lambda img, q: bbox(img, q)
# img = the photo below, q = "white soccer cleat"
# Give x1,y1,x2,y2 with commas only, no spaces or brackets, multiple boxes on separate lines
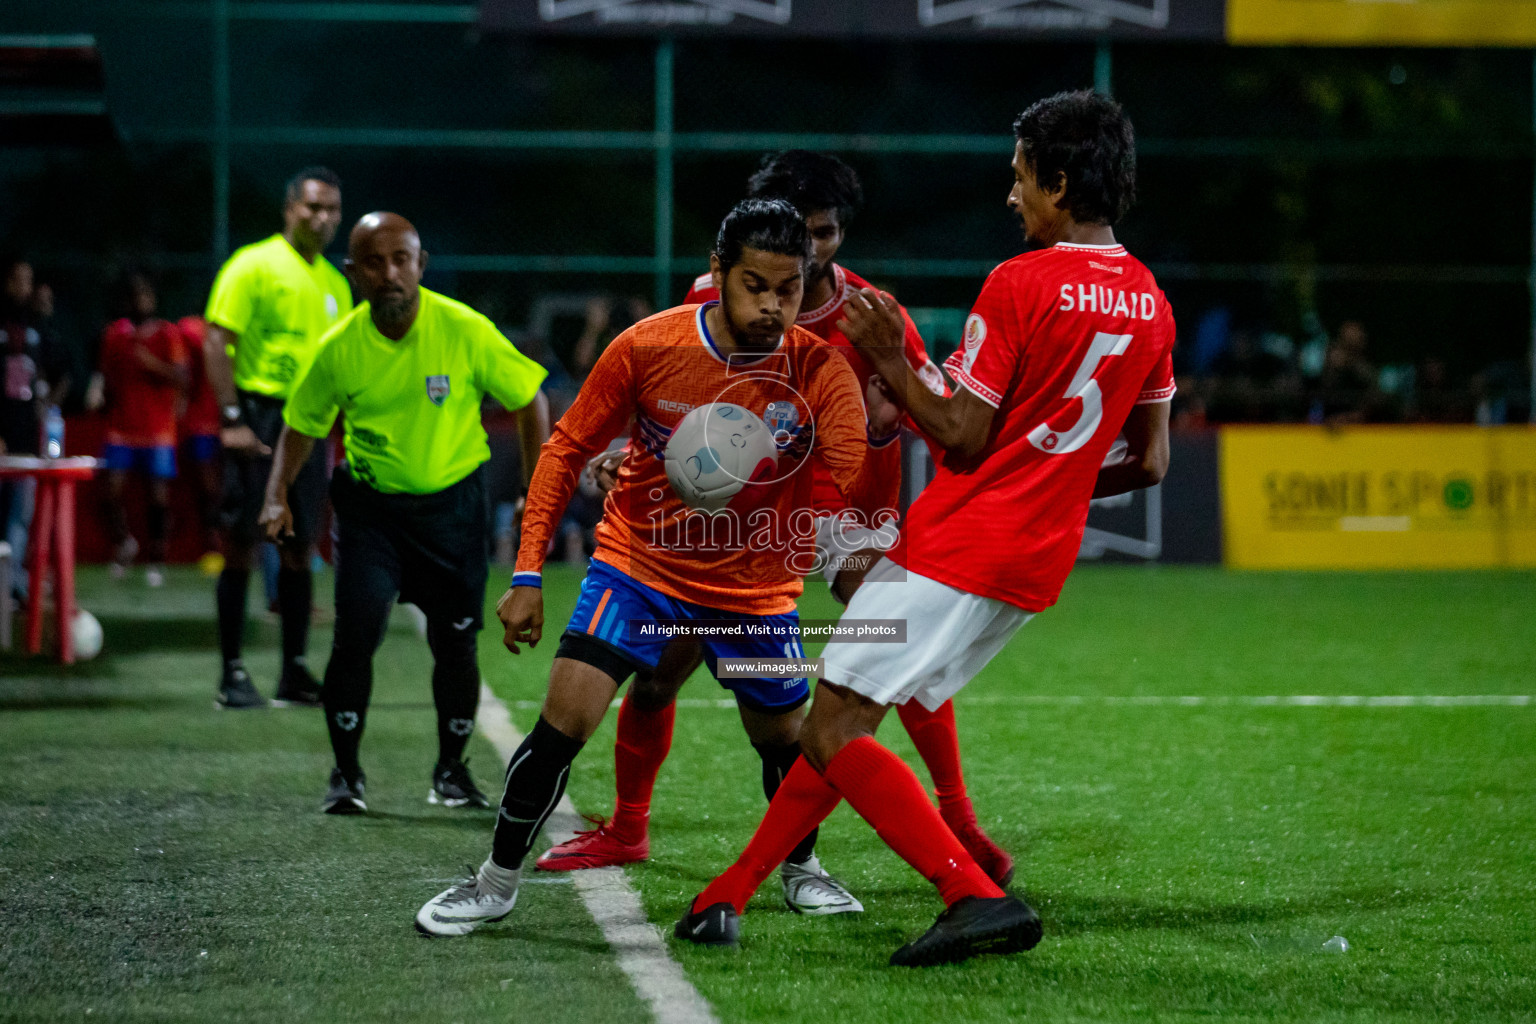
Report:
781,855,864,915
414,865,520,937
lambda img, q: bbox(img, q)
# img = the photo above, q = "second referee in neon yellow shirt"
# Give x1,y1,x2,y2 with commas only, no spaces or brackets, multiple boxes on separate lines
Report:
261,212,550,814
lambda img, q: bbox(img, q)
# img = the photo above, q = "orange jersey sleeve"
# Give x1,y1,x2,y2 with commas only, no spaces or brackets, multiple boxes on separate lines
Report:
514,331,637,580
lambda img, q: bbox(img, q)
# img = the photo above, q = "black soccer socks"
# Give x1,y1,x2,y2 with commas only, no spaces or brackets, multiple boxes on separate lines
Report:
427,618,480,765
216,568,250,665
277,567,313,669
753,739,819,866
491,717,586,870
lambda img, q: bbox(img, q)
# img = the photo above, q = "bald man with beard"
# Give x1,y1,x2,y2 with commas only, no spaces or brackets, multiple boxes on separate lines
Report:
262,212,551,814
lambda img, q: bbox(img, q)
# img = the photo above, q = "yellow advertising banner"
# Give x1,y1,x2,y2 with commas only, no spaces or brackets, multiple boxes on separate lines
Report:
1220,426,1536,569
1228,0,1536,47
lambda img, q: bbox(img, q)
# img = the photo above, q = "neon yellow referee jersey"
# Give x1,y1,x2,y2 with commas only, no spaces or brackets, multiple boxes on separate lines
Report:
284,287,547,495
205,234,353,398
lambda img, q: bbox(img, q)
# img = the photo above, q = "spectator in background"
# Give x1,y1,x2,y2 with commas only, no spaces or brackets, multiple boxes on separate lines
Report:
1312,319,1382,425
571,295,651,379
1409,357,1474,424
1206,327,1303,423
1,256,68,605
175,314,225,571
98,271,189,587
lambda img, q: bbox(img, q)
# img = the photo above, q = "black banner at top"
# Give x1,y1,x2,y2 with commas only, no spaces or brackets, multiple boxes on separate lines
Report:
479,0,1226,40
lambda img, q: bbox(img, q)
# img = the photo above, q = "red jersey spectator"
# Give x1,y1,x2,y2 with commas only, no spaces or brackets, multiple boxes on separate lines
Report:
98,272,189,584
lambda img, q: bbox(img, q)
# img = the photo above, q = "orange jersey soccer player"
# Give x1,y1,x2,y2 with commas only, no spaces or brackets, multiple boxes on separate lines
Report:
541,152,1017,901
678,92,1176,967
415,198,896,937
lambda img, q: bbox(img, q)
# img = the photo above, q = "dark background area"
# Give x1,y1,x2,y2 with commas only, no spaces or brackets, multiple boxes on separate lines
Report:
2,2,1533,391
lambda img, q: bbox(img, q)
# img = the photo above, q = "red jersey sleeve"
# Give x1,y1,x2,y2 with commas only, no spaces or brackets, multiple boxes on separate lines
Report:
1136,305,1177,404
942,267,1029,410
805,348,888,514
682,272,718,305
514,330,638,580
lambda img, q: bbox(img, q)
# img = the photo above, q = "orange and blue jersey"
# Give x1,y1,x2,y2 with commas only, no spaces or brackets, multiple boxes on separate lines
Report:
514,303,885,616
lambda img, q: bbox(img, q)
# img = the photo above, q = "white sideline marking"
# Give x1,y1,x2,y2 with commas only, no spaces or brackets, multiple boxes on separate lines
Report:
507,694,1533,711
477,684,719,1024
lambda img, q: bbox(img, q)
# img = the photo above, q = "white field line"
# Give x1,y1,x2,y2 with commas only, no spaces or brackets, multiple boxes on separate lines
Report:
476,683,719,1024
506,694,1534,711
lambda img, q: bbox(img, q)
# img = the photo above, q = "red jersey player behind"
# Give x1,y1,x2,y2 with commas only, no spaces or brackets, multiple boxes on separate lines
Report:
678,91,1176,966
414,199,897,937
176,314,226,570
540,152,1017,901
98,271,190,586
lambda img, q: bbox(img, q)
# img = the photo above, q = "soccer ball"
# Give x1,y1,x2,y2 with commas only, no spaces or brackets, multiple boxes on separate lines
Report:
663,403,778,513
72,608,103,661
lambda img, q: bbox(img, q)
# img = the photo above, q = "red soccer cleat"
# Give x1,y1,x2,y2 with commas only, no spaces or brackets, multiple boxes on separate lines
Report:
534,818,650,871
941,802,1016,889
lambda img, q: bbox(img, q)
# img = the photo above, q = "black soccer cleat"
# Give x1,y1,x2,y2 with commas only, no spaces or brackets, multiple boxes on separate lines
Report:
889,894,1043,967
273,661,324,708
429,759,491,809
322,767,368,815
216,661,268,710
673,901,740,947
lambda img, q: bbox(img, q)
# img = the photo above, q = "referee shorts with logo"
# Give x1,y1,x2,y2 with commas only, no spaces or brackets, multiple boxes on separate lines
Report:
221,390,329,549
329,463,489,633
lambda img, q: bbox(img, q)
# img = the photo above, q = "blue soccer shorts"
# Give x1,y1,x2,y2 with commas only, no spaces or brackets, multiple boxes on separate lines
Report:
563,559,809,713
103,443,177,479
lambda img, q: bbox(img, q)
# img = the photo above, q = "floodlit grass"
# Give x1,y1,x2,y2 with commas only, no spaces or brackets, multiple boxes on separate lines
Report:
5,564,1535,1023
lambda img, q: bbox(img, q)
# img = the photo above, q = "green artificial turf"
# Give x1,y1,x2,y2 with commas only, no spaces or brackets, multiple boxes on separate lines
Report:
4,564,1534,1023
0,568,646,1024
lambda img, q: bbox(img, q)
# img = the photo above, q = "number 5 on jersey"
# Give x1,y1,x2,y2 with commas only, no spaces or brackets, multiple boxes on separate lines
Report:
1028,331,1133,455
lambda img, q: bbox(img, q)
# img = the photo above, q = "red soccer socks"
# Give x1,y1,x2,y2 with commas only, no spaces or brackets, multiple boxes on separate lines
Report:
823,737,1003,908
692,756,842,913
608,693,675,845
899,699,1015,887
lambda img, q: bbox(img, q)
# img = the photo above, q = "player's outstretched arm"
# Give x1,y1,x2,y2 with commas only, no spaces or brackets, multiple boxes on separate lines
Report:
1093,401,1170,498
839,288,996,460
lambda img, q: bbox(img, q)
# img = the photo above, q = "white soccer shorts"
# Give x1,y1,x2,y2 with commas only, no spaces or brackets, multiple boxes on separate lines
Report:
819,556,1033,712
814,513,899,588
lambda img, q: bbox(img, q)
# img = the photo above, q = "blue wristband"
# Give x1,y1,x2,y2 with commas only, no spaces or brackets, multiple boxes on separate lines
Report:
511,571,542,589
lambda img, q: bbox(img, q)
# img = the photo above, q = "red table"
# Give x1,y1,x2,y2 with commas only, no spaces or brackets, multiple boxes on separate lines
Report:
0,456,100,663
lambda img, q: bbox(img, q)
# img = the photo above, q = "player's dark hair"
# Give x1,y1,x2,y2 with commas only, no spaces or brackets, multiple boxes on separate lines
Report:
111,266,156,317
284,165,342,204
1012,91,1136,226
747,150,863,227
713,199,812,275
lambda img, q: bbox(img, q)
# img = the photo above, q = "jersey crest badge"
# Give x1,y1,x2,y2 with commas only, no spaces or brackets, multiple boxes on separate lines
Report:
426,375,450,406
762,400,799,441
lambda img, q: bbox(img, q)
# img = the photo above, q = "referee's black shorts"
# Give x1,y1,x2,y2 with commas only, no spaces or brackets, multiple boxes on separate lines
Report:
330,462,490,631
221,390,329,550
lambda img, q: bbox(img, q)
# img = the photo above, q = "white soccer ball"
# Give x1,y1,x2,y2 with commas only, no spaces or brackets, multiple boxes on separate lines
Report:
72,608,103,661
663,403,778,513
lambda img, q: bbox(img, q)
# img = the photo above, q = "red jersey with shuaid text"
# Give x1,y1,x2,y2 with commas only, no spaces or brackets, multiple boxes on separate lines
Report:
890,242,1176,612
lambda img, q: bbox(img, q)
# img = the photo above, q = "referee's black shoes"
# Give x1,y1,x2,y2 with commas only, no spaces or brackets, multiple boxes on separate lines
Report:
215,661,267,710
429,759,492,809
323,768,367,815
889,894,1043,967
273,661,324,708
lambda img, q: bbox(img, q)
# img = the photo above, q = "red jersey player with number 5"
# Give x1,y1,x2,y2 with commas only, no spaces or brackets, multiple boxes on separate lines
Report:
678,91,1176,966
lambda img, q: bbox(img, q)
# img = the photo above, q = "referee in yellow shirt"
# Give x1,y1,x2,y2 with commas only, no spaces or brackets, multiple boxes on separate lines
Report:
261,212,549,814
204,166,353,709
